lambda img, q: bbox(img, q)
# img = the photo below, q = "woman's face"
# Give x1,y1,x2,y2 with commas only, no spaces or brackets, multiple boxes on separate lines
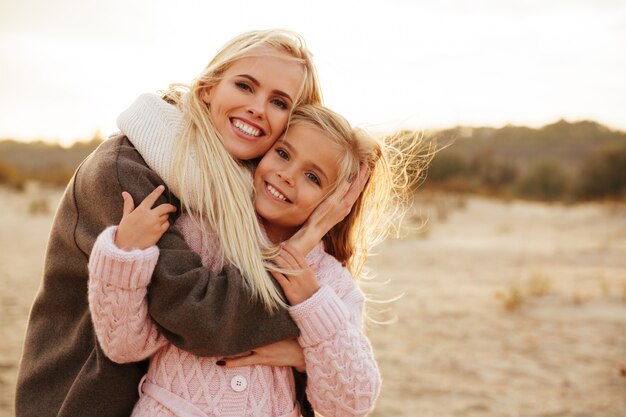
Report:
253,123,343,242
202,50,305,160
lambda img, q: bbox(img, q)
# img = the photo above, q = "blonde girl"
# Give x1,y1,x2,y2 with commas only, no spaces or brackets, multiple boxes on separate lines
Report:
88,104,427,416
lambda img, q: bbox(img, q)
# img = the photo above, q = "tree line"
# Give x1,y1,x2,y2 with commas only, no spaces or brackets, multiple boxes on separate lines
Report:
1,120,625,202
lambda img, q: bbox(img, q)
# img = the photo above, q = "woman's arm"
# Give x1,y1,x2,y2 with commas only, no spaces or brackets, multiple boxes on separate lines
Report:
75,135,299,358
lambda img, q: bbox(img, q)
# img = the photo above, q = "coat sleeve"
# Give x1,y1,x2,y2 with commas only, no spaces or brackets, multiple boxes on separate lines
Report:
74,135,299,358
88,226,168,363
288,261,382,417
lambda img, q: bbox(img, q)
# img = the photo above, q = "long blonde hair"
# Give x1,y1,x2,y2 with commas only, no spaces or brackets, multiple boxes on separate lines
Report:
287,105,434,278
166,30,322,312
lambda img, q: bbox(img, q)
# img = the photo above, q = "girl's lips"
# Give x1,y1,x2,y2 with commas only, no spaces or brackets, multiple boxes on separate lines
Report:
230,117,265,140
265,182,291,203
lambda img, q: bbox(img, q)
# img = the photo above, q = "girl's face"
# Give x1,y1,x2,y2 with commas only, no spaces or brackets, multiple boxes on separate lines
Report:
253,124,343,242
202,50,305,160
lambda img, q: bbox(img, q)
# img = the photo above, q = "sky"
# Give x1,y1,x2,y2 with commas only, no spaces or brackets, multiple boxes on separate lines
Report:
1,0,625,146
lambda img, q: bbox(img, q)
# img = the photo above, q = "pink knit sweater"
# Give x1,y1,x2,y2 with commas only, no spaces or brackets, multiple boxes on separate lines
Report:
88,214,381,417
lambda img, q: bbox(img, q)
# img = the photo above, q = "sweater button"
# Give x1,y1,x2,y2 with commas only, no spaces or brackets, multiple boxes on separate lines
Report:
230,375,248,392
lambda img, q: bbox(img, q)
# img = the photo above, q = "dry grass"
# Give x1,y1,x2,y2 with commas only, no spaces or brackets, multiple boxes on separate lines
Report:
2,189,626,417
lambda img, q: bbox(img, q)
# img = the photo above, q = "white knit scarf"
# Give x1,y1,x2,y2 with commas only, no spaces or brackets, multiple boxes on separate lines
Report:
116,93,192,202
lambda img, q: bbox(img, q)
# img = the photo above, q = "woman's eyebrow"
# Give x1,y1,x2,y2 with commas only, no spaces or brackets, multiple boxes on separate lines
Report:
236,74,293,103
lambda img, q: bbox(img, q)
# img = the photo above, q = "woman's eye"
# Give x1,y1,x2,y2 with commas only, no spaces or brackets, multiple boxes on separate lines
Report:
306,172,320,185
235,81,252,92
276,149,289,160
271,98,288,110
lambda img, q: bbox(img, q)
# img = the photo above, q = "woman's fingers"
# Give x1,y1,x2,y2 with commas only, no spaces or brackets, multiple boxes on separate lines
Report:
218,352,256,368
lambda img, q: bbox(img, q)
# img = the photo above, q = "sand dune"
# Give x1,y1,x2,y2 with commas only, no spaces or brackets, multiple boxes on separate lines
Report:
1,187,625,416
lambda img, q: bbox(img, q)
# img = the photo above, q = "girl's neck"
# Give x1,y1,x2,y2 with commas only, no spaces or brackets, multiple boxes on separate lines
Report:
261,219,298,244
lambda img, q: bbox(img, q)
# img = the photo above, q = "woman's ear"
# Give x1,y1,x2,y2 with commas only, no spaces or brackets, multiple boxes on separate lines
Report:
200,85,212,105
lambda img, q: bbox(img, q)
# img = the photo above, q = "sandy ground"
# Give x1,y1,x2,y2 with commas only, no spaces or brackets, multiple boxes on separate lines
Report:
1,187,625,417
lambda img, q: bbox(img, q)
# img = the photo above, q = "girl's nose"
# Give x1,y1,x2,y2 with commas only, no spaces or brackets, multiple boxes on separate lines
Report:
276,169,294,186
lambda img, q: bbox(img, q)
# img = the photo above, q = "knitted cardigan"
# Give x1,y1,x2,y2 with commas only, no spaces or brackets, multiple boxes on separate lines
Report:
88,220,381,416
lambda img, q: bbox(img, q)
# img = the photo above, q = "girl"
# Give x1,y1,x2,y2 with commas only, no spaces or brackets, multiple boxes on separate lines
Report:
88,105,422,416
16,29,352,417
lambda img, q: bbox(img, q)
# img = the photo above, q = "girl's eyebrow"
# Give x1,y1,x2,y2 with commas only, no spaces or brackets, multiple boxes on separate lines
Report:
236,74,293,103
282,140,329,182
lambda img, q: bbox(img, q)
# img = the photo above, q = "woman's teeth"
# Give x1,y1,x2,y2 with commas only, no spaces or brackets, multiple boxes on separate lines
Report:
267,183,287,201
233,119,261,137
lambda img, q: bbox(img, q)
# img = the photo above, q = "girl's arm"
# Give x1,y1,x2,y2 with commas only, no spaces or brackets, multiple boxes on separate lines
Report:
271,244,382,417
88,187,176,363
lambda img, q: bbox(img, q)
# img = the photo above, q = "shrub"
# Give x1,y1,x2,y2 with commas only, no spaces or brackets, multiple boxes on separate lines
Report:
516,159,569,201
574,143,626,200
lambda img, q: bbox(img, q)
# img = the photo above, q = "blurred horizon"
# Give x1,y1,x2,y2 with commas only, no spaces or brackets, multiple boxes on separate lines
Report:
1,0,625,146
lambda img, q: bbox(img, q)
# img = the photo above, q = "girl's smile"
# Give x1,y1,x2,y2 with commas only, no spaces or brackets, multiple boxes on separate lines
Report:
253,123,343,242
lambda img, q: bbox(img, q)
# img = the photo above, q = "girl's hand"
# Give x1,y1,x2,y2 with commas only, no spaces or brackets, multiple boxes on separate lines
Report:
216,339,305,372
288,164,370,255
271,243,320,306
114,185,177,251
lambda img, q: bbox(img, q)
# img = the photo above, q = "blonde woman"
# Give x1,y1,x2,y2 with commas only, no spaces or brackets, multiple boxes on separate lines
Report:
16,30,357,417
87,105,424,416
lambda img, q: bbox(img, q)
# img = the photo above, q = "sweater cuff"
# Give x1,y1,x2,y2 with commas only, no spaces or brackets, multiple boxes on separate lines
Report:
88,226,160,289
289,285,350,347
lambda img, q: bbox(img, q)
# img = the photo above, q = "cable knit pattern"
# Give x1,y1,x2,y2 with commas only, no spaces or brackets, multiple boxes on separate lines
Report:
88,215,380,416
290,249,382,417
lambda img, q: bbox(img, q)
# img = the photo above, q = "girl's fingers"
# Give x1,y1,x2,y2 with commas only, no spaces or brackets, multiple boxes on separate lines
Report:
274,251,298,271
140,185,166,209
270,270,289,285
280,243,308,269
121,191,135,216
343,164,371,206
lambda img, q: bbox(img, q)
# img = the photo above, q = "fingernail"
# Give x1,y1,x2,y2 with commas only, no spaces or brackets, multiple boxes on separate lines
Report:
216,360,225,366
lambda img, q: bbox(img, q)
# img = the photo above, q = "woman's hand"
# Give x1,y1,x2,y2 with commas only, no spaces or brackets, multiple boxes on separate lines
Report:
271,243,320,306
288,164,370,255
217,339,305,372
115,185,177,251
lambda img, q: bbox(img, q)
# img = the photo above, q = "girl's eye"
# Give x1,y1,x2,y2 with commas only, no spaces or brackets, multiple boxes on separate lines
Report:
305,172,321,186
235,81,252,92
271,98,289,110
276,148,289,160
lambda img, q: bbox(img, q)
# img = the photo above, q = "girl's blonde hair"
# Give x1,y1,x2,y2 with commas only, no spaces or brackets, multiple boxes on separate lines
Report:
287,105,434,278
166,30,322,313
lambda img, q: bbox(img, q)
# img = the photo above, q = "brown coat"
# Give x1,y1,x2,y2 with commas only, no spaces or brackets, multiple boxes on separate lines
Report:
15,135,302,417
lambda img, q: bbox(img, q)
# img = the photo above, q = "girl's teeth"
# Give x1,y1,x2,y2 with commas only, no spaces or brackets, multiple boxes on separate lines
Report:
267,184,287,201
233,119,260,137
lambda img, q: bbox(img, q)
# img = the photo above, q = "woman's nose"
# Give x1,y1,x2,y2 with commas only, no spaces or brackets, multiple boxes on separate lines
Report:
246,96,266,119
